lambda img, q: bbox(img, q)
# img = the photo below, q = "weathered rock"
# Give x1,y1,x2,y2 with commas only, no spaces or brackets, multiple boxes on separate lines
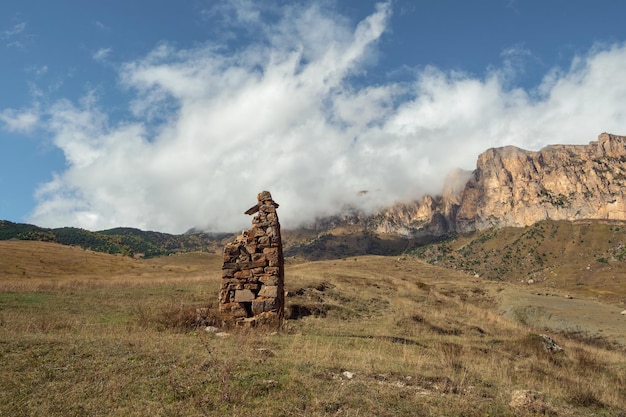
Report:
509,390,538,408
243,283,260,291
234,270,252,280
342,371,355,380
258,274,279,286
315,133,626,238
244,244,257,254
220,302,248,318
234,289,255,302
219,191,284,324
222,268,236,278
251,298,277,315
539,334,564,353
509,389,552,414
454,133,626,232
264,266,280,275
258,285,278,298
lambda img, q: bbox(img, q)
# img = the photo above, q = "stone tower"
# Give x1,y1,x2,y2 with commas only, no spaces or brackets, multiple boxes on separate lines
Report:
219,191,284,323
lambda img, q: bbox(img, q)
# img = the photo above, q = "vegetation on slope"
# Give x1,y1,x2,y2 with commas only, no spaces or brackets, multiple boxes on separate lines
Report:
0,220,231,257
413,219,626,304
282,225,441,260
0,240,624,416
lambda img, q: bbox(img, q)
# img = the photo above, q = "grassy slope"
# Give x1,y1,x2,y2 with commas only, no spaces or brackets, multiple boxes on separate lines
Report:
0,241,625,416
414,219,626,305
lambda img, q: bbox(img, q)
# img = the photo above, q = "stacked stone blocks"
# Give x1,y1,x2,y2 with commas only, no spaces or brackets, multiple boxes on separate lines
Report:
219,191,284,322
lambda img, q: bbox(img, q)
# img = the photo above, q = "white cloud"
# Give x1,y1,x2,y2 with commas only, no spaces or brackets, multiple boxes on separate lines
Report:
93,20,110,32
2,22,26,38
35,65,48,76
93,47,112,62
0,108,39,133
23,2,626,234
2,21,30,49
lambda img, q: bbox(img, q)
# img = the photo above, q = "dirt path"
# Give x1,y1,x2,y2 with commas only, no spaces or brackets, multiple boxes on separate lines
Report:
498,287,626,346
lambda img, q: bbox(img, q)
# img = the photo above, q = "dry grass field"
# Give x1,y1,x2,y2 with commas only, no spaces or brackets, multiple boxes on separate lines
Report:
1,240,625,416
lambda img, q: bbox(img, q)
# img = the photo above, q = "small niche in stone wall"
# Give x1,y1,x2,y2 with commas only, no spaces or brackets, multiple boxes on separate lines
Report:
219,191,284,325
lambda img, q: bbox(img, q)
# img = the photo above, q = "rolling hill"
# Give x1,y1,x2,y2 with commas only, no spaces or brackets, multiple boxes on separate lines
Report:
0,220,232,257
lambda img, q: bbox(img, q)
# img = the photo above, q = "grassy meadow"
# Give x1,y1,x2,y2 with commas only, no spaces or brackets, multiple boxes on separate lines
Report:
1,240,625,416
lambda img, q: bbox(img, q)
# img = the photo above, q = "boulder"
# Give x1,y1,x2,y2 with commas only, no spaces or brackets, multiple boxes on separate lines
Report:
234,289,256,302
539,334,563,353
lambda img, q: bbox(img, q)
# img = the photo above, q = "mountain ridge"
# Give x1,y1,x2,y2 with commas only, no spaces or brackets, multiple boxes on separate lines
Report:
0,220,231,257
318,132,626,238
3,132,625,259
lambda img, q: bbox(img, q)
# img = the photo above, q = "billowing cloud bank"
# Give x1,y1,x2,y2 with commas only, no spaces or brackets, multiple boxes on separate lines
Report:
7,2,626,233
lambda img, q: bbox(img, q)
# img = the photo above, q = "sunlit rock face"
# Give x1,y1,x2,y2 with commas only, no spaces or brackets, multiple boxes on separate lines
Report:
321,133,626,238
455,132,626,232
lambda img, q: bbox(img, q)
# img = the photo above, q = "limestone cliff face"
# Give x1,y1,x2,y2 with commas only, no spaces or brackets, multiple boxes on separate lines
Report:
455,133,626,232
335,133,626,237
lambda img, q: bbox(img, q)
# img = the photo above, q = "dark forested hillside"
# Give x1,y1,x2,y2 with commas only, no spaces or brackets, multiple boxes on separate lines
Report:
0,221,231,257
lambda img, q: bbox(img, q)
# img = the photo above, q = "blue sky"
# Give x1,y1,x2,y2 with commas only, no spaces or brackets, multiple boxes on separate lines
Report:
2,0,626,233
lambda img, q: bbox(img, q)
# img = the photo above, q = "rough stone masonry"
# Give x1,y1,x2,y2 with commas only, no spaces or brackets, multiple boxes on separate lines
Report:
219,191,284,323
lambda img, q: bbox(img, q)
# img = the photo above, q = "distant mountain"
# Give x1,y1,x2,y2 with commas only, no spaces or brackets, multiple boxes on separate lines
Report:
281,225,441,260
6,133,626,261
307,133,626,238
0,221,233,258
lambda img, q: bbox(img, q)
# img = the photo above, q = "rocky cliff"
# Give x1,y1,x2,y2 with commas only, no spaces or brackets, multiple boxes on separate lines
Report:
323,133,626,237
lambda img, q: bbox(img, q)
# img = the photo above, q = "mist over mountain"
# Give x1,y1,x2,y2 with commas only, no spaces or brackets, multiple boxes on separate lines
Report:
305,133,626,238
3,132,626,260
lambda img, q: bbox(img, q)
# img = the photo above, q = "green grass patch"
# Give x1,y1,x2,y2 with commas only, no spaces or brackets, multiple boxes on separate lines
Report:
0,292,51,306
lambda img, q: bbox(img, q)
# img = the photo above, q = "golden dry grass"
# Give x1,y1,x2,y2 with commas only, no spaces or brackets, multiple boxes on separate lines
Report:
1,241,625,416
415,220,626,306
0,241,222,291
